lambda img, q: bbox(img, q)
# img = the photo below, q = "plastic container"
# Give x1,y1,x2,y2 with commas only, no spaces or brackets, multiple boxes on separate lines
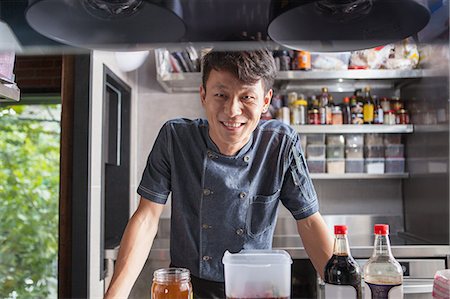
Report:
307,133,325,145
327,145,345,159
327,158,345,174
311,52,351,70
346,134,364,147
364,145,385,158
307,159,326,173
327,134,345,146
346,146,364,159
384,134,402,145
222,250,292,299
365,158,385,174
385,158,405,173
306,144,326,159
345,159,364,173
385,144,404,158
365,134,384,146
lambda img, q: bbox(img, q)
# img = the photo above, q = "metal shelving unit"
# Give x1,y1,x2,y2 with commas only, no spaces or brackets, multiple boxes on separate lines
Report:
310,173,409,179
292,124,413,134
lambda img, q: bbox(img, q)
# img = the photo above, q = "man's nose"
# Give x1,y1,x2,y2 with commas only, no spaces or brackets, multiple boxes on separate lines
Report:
224,97,242,117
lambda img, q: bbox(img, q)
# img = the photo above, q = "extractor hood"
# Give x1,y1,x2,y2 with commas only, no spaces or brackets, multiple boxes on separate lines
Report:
0,0,434,52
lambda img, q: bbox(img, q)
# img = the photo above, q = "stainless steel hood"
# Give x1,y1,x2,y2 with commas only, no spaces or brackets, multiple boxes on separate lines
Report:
0,0,432,52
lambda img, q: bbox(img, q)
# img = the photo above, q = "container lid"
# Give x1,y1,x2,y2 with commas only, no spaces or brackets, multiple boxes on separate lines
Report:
334,225,347,235
374,224,389,235
222,250,292,265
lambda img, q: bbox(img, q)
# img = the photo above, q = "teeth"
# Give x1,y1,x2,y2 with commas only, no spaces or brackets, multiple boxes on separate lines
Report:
223,122,242,128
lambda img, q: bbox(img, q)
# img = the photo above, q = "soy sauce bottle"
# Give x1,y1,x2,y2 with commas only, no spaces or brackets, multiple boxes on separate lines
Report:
324,225,362,299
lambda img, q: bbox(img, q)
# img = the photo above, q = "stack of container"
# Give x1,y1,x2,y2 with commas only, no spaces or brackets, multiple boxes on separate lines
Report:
365,134,385,173
327,135,345,174
384,135,405,173
345,134,364,172
305,134,326,173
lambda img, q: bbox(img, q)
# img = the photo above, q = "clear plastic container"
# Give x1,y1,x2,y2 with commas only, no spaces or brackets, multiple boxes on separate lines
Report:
327,134,345,146
385,158,405,173
365,133,383,146
327,158,345,174
346,134,364,147
345,159,364,173
307,159,326,173
307,133,326,145
346,146,364,159
306,144,326,159
327,145,345,159
364,145,385,158
300,134,307,152
222,250,292,299
385,144,404,158
383,134,402,145
365,158,385,174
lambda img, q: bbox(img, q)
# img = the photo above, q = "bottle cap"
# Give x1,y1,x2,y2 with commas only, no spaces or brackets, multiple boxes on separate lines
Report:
374,224,389,235
334,225,348,235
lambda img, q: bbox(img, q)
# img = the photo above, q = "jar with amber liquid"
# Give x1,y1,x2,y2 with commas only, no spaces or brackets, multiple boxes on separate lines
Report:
151,268,192,299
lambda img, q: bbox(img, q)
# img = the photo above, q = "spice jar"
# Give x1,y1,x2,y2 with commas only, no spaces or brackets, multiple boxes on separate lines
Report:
151,268,192,299
380,97,391,112
384,110,396,125
391,97,403,112
308,108,320,125
332,106,343,125
396,109,410,124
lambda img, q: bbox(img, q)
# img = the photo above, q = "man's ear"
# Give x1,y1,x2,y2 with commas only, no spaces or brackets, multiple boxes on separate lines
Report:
200,85,206,106
263,89,273,110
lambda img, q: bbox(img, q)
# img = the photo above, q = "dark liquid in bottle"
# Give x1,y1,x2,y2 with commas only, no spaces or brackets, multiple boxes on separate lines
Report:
324,254,362,299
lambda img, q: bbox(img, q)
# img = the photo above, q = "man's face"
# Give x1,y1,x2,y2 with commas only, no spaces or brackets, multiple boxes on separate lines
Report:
200,69,272,156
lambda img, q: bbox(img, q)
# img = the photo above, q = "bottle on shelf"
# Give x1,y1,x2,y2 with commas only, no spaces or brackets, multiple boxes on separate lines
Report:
363,224,403,299
324,225,362,299
363,86,375,124
319,88,328,125
342,96,352,124
374,96,384,124
351,90,364,125
308,95,320,125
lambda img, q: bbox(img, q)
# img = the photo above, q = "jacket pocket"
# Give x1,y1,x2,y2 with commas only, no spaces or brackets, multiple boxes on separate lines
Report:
246,189,281,237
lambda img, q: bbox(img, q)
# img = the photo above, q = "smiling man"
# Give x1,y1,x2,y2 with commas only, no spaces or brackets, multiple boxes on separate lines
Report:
105,50,333,299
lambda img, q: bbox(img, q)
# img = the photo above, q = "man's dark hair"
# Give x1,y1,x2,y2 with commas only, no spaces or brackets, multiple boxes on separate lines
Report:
201,49,277,93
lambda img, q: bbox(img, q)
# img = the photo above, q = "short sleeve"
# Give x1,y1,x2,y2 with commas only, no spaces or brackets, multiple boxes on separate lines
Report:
137,123,172,204
280,133,319,220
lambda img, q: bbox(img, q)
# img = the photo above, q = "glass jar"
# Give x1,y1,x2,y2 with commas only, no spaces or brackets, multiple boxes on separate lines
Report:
396,109,410,124
380,97,390,112
151,268,192,299
384,110,396,125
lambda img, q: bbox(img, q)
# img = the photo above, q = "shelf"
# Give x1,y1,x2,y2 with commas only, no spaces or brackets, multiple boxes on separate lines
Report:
292,124,413,134
0,82,20,102
413,124,449,133
310,173,409,179
155,69,446,93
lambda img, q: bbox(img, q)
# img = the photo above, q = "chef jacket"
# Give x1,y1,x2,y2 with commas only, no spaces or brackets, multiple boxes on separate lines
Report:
138,118,318,282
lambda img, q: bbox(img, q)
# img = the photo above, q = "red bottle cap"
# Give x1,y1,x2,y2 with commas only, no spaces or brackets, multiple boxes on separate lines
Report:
374,224,389,235
334,225,348,235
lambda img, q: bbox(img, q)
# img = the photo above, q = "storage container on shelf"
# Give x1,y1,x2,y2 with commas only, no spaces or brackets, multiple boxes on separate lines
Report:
306,159,326,173
306,144,326,159
365,133,384,146
327,145,345,159
327,158,346,174
385,144,404,158
345,146,364,159
307,133,326,145
364,145,385,158
345,159,364,173
326,134,345,146
384,134,402,145
385,158,405,173
346,134,364,147
365,158,385,174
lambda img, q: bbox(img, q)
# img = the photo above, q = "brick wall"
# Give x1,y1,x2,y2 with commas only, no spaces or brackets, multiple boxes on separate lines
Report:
14,55,62,94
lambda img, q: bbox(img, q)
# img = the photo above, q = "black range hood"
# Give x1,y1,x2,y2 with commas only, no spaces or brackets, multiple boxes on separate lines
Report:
2,0,432,52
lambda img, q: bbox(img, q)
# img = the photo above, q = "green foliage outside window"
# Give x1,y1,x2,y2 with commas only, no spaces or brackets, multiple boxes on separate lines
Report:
0,105,60,298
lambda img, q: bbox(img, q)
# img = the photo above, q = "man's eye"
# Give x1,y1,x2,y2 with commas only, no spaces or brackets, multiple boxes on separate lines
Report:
242,95,255,101
214,93,225,98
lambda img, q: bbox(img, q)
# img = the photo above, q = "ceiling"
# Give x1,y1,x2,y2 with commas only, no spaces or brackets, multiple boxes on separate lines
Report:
0,0,448,53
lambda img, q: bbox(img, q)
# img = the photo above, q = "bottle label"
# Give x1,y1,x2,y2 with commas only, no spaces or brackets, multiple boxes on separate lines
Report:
364,282,402,299
325,283,357,298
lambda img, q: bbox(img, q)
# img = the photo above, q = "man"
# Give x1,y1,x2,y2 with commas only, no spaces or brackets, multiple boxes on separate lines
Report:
105,49,333,298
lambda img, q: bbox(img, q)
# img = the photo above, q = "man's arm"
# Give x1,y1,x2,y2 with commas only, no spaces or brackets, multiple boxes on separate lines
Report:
105,197,164,299
296,212,333,279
